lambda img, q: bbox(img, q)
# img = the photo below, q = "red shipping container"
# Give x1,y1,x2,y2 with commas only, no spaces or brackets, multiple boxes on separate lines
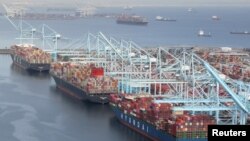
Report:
91,67,104,77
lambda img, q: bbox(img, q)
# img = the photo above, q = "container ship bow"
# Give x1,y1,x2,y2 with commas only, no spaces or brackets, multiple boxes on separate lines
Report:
50,62,118,104
110,94,215,141
10,44,51,72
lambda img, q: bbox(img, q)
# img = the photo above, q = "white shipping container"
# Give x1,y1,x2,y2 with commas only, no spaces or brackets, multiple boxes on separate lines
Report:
221,47,232,52
129,52,136,57
150,58,157,62
140,55,147,60
219,74,226,80
181,65,190,71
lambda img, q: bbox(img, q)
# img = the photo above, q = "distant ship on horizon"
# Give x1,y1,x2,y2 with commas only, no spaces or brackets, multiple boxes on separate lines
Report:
188,8,193,12
230,31,250,35
116,14,148,25
198,29,211,37
212,15,220,20
123,5,133,10
155,16,176,22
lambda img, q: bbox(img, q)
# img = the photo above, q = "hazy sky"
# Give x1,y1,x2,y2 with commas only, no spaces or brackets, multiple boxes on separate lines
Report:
1,0,250,7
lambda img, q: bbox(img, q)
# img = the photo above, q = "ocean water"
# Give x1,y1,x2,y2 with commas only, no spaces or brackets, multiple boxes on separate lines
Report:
0,6,250,48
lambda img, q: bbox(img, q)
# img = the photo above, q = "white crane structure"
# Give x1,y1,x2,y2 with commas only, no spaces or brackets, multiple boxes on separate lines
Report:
62,32,250,125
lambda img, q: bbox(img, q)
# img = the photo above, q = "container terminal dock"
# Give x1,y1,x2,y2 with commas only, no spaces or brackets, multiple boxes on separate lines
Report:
5,33,250,141
1,15,250,141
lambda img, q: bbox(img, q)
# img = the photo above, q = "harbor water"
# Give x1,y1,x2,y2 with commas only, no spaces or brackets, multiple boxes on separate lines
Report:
0,6,250,48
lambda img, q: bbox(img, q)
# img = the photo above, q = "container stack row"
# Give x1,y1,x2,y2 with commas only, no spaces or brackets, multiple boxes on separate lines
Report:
51,62,118,94
109,94,215,139
196,49,250,82
11,44,51,64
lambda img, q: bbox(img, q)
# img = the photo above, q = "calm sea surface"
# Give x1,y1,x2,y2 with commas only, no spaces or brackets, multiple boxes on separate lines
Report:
0,6,250,141
0,6,250,48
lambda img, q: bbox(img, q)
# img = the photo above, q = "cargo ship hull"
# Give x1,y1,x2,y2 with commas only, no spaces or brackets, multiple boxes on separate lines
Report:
230,32,250,35
10,54,50,72
52,74,109,104
116,20,148,25
110,105,207,141
156,19,176,22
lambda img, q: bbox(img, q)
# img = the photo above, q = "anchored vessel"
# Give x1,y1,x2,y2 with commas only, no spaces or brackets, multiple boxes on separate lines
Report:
10,44,51,72
50,62,118,104
230,31,250,35
211,16,220,20
110,94,215,141
155,16,176,22
116,15,148,25
198,30,211,37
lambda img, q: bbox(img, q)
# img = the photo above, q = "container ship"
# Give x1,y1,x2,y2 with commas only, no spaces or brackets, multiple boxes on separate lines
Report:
10,44,51,72
116,15,148,25
109,94,215,141
230,31,250,35
50,62,118,104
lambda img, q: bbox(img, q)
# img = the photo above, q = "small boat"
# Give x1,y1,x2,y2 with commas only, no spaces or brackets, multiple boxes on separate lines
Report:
155,16,176,22
188,8,193,12
123,5,133,10
198,30,211,37
212,15,220,20
230,31,250,35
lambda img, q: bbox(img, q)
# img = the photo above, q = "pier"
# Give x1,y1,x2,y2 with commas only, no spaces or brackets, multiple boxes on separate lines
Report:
0,48,10,54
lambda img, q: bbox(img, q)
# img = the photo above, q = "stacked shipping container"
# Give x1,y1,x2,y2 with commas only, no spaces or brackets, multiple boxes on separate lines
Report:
150,84,170,94
110,94,215,139
51,62,118,94
197,50,250,82
11,44,51,64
